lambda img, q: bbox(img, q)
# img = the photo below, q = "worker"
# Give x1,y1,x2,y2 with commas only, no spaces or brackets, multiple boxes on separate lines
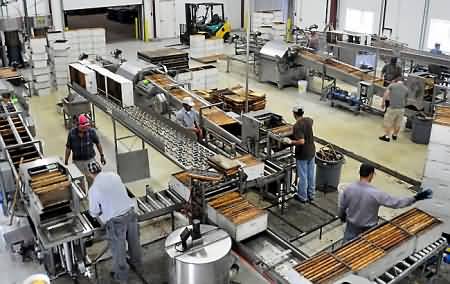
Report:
307,29,320,52
176,97,203,138
87,161,141,283
431,43,443,55
379,77,408,142
338,164,432,243
65,114,106,186
381,57,402,86
286,106,316,203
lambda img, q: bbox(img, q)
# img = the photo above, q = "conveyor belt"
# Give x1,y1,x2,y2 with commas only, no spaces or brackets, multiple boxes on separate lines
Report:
70,83,214,171
294,208,442,283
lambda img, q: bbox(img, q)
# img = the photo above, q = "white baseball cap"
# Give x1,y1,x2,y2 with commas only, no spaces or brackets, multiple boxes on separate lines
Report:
292,106,304,113
182,97,195,107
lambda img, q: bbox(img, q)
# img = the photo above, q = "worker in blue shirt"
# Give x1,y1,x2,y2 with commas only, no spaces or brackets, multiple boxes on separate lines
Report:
88,161,141,283
431,43,443,55
338,164,432,243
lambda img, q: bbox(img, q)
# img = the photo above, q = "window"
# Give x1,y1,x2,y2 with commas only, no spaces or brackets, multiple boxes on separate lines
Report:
344,8,375,34
427,19,450,53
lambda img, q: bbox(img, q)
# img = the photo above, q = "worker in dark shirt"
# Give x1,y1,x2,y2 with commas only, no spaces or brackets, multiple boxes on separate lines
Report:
381,57,402,86
65,114,106,187
285,106,316,202
307,29,320,52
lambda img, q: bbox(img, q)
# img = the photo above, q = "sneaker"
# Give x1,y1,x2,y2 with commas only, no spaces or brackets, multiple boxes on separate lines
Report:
392,135,398,141
379,135,390,142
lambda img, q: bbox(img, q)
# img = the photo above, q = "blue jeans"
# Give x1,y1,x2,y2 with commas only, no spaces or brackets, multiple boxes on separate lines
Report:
296,158,316,201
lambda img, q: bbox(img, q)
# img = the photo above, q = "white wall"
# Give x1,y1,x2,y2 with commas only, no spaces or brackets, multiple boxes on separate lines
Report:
337,0,383,34
6,0,50,17
384,0,425,49
426,0,450,51
295,0,328,30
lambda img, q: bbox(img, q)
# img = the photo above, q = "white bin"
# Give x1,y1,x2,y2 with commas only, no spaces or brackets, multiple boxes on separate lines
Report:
298,80,308,95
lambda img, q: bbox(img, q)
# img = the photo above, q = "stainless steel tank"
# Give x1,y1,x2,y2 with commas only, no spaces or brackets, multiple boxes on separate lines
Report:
165,224,232,284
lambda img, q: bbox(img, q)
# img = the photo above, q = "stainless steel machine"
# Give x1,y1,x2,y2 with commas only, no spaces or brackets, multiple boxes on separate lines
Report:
257,41,306,89
18,157,94,277
242,110,293,161
165,223,232,284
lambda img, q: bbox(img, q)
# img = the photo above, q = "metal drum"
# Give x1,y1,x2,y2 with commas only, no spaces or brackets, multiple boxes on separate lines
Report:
165,224,232,284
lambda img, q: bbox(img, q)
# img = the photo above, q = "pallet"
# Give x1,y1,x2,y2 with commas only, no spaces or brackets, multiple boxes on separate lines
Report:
191,54,225,64
434,105,450,126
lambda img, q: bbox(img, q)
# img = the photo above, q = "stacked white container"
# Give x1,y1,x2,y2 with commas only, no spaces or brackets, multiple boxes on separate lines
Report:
190,35,206,58
190,35,224,59
30,38,51,95
64,28,107,62
252,10,286,42
183,65,218,90
204,65,218,89
49,40,70,88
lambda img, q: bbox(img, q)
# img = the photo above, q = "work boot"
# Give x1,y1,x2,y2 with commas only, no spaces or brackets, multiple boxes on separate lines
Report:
379,135,390,142
294,195,307,203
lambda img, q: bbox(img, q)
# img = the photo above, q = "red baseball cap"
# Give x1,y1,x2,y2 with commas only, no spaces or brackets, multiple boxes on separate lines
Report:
78,114,90,129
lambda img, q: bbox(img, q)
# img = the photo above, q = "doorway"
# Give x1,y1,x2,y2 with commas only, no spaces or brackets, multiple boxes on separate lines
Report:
65,5,141,43
157,0,177,39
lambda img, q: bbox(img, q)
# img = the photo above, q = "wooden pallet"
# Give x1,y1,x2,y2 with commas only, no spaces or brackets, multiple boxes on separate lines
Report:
434,105,450,126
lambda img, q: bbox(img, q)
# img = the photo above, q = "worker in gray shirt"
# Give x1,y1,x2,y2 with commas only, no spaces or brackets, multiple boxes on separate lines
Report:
88,161,141,283
338,164,432,243
379,77,409,142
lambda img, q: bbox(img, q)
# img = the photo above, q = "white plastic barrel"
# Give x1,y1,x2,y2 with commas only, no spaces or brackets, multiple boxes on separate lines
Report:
298,80,308,96
23,274,50,284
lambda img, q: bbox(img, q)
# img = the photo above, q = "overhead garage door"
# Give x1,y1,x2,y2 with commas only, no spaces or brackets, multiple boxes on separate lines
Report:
63,0,142,11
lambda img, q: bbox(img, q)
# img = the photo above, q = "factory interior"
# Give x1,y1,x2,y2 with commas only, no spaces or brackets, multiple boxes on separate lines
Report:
1,0,450,283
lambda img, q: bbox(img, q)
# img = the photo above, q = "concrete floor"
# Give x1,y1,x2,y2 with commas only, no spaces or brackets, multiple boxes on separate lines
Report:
0,39,443,283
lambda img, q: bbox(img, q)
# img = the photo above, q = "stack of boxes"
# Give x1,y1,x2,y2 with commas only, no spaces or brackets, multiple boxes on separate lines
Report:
175,65,218,90
252,11,286,41
47,32,71,90
190,35,225,59
64,28,107,62
29,38,51,95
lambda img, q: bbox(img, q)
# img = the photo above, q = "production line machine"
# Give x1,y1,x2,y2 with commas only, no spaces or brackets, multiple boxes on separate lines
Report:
0,97,97,278
66,58,450,284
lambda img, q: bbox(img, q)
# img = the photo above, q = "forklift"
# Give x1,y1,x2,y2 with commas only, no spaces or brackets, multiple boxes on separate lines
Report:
180,3,231,45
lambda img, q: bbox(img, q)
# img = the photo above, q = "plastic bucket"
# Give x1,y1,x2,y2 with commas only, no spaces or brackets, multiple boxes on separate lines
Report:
315,154,345,193
23,274,50,284
298,80,308,95
412,115,433,145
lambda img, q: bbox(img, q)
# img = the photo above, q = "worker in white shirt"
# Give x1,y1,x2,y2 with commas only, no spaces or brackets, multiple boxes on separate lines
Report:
87,161,141,283
176,97,203,139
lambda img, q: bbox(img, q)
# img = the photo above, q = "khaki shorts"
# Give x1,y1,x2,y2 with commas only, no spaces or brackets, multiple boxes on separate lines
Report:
384,108,405,129
73,158,95,187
